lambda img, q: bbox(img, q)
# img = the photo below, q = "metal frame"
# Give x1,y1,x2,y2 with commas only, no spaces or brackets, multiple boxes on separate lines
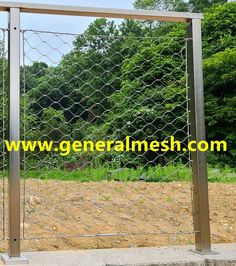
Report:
187,19,211,253
8,7,21,258
0,1,202,22
0,1,210,263
3,7,28,265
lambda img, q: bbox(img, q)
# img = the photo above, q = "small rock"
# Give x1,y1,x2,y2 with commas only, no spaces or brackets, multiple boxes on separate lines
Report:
27,195,42,205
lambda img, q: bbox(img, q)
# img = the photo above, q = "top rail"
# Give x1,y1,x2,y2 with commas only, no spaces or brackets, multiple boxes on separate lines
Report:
0,1,203,22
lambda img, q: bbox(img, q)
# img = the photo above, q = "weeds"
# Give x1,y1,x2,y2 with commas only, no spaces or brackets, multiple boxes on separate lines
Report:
0,164,235,183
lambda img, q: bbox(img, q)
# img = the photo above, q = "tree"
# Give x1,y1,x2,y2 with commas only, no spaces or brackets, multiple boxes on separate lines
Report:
103,37,188,165
21,2,236,169
188,0,227,12
27,18,146,126
202,2,236,57
204,48,236,165
134,0,227,12
41,107,71,141
134,0,188,11
21,62,48,93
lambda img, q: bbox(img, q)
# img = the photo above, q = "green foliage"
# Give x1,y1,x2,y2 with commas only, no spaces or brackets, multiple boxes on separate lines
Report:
202,3,236,57
100,35,188,165
41,107,71,141
134,0,188,11
20,164,236,183
188,0,227,12
134,0,227,12
15,2,236,171
21,62,48,93
204,48,236,164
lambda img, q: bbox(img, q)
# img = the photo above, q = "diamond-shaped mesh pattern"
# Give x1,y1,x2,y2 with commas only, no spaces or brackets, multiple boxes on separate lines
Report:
21,29,194,241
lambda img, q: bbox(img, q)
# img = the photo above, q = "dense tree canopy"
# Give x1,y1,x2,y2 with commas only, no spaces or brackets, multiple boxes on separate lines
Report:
204,48,236,164
134,0,227,12
202,3,236,57
3,2,233,168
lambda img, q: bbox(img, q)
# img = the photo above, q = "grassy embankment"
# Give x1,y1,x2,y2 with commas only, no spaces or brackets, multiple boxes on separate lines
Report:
14,164,236,183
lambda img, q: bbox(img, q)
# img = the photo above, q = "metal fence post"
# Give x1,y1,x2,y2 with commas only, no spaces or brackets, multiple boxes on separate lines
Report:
1,7,28,265
187,19,211,253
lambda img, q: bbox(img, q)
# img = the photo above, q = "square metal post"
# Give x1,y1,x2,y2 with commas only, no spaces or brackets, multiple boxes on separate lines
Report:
8,7,21,257
187,19,211,253
1,7,28,265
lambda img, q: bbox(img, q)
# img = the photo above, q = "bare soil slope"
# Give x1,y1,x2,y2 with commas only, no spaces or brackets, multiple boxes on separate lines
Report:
1,180,235,252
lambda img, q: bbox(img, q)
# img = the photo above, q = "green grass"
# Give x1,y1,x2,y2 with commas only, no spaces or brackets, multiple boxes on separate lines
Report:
18,164,191,182
1,164,235,183
16,164,236,183
207,165,236,183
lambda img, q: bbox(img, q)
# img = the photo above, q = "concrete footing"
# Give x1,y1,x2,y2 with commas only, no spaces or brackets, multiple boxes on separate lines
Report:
1,254,28,265
0,243,235,266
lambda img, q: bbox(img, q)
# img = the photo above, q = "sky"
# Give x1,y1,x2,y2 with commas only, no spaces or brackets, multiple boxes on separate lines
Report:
0,0,135,32
0,0,136,65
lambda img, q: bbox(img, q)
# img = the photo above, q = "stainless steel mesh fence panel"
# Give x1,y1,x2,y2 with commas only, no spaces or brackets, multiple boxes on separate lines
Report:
0,29,7,240
21,29,194,242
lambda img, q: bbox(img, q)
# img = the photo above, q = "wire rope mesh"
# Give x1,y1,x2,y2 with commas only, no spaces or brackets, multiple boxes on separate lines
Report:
21,28,195,245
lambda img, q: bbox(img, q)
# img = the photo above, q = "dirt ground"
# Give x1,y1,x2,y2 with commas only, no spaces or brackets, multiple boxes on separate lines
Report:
0,180,235,252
